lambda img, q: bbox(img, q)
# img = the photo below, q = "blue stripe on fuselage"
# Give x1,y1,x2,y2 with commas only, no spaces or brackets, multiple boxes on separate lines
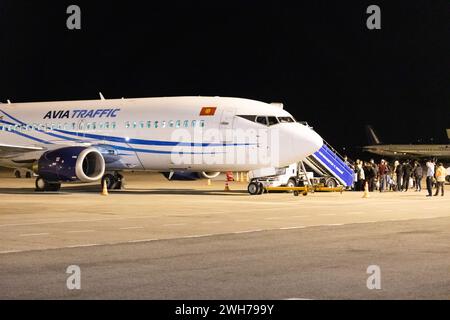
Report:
0,109,254,148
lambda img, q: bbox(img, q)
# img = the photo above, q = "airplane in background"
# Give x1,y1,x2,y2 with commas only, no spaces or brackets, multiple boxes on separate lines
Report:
363,125,450,159
0,96,323,193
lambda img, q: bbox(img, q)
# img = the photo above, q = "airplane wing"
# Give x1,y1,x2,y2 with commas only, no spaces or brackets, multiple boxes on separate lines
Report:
0,143,44,158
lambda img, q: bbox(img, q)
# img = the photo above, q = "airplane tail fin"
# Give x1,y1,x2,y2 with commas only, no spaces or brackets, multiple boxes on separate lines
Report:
365,125,382,145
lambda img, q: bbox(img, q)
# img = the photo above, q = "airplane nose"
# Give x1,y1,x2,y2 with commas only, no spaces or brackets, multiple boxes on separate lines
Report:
302,125,323,155
277,123,323,165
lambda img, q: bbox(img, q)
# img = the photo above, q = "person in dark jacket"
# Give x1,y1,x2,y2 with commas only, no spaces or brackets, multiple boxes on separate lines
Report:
413,161,423,192
402,160,412,192
395,161,403,192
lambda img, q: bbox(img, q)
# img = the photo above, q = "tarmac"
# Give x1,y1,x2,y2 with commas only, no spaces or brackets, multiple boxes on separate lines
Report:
0,169,449,299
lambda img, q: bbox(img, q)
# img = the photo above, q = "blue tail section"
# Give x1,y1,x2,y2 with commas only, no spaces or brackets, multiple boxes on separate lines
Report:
311,144,354,187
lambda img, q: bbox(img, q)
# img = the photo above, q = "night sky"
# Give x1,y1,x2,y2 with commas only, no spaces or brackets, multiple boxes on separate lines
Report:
0,1,449,157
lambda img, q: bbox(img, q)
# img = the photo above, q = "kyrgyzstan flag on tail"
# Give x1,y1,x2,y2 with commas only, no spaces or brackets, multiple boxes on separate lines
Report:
199,107,217,116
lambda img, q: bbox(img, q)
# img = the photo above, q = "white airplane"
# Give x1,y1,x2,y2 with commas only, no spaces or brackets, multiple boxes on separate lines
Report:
0,96,323,192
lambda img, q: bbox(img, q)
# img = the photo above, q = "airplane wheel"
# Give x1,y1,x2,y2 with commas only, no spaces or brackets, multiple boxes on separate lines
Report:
114,173,125,190
25,172,32,179
247,182,259,195
35,177,61,192
35,177,47,191
15,170,21,179
102,174,117,190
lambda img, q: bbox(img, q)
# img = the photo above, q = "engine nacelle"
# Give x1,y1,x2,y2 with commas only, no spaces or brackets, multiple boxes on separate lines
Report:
38,146,105,183
200,171,221,179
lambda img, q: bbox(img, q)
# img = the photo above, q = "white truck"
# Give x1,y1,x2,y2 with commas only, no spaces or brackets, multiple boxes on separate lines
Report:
247,162,340,195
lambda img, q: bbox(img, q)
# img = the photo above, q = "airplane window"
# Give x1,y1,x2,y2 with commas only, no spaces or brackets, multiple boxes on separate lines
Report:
154,121,159,128
256,116,268,125
147,121,151,129
86,123,91,130
162,121,166,128
104,122,109,129
184,120,189,128
200,120,205,128
112,122,116,129
176,120,181,128
268,117,278,126
278,117,294,123
133,122,137,129
7,125,12,131
192,120,196,127
169,120,174,128
140,121,144,129
125,121,130,129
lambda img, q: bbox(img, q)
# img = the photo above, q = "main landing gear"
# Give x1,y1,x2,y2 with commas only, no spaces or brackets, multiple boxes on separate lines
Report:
101,172,125,190
35,176,61,192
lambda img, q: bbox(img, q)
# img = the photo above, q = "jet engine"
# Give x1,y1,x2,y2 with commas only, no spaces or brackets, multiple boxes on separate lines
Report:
37,146,105,183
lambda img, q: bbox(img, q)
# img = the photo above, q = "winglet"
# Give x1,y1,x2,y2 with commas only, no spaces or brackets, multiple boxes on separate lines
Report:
99,92,105,100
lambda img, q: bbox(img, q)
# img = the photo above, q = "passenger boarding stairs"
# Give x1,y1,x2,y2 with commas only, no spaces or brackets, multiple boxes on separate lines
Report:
300,124,354,187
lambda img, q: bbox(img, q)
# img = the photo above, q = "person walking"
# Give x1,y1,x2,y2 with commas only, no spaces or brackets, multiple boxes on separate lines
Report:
413,161,423,192
378,160,388,192
434,163,446,196
356,160,365,191
395,161,403,192
402,160,412,192
426,159,435,197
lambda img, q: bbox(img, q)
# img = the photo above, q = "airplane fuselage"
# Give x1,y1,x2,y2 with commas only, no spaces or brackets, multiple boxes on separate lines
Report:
0,97,323,174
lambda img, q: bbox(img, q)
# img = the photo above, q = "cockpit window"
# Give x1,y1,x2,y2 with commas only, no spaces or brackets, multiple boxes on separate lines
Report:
237,115,279,126
267,117,278,126
278,117,295,123
256,116,268,125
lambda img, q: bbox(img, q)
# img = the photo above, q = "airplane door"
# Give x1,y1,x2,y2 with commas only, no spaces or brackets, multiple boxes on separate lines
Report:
219,109,236,144
219,109,236,131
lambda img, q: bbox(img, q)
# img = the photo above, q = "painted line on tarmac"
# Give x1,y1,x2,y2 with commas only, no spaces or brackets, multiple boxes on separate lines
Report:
119,226,145,230
2,216,448,255
65,230,96,234
66,244,100,248
201,221,222,224
19,233,49,237
163,223,187,227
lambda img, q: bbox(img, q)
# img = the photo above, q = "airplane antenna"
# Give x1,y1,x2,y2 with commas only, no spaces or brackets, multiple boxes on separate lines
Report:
7,100,11,104
99,92,106,100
